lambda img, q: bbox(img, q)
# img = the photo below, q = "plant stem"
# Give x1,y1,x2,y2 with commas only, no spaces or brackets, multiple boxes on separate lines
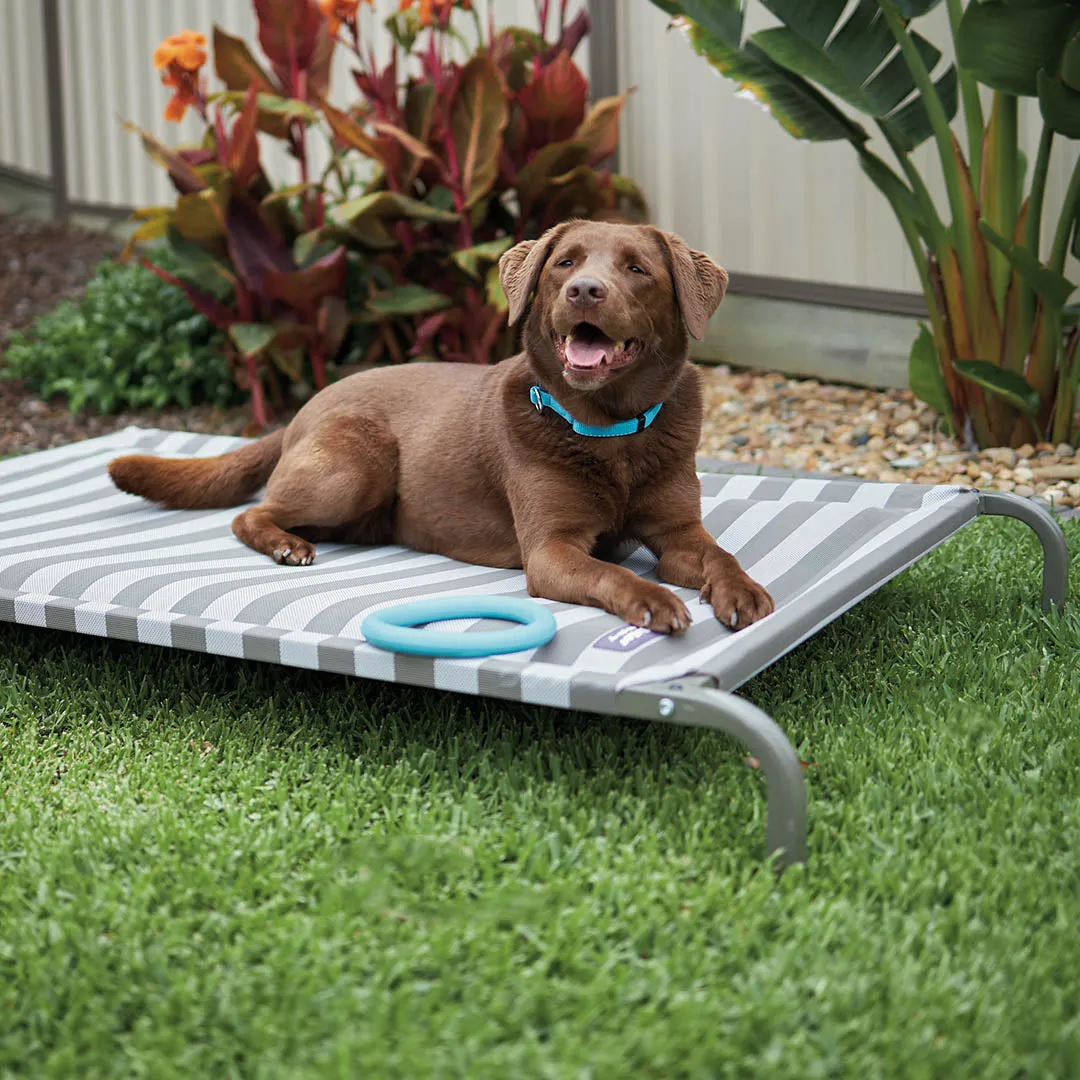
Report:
983,92,1019,310
879,0,976,305
1026,125,1055,263
1049,153,1080,274
878,122,946,252
1016,124,1055,352
1052,327,1080,443
947,0,983,193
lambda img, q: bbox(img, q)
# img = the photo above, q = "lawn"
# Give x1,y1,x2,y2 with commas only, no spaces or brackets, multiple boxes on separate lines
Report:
1,516,1079,1079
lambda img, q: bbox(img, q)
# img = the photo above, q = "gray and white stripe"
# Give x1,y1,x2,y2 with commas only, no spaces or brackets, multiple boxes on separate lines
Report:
0,428,981,707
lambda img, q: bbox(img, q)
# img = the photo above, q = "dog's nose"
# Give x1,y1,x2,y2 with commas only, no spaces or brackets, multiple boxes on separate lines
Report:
565,277,607,306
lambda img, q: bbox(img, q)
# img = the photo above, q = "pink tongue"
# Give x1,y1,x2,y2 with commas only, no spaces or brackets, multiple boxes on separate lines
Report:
565,337,612,369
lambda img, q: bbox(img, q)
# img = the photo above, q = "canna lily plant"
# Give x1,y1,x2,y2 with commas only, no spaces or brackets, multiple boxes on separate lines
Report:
649,0,1080,449
123,0,643,428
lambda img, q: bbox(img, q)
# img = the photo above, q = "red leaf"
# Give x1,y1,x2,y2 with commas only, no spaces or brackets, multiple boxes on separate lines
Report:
226,85,262,188
121,121,206,196
517,51,587,151
409,310,452,355
253,0,324,74
225,196,295,296
264,246,347,316
176,148,216,169
449,54,509,210
319,95,381,160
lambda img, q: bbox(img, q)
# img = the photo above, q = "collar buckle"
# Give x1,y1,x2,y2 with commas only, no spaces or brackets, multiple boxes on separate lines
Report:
529,385,545,413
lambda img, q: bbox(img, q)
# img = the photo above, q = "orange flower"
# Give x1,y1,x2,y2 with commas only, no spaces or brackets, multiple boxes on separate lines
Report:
153,30,207,73
153,30,207,123
319,0,371,36
398,0,469,28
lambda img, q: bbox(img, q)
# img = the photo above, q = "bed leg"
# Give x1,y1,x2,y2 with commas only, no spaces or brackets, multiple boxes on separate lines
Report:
978,491,1070,613
618,678,808,867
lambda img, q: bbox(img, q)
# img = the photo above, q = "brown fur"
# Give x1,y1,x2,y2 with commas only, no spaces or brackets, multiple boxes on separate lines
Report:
108,221,773,632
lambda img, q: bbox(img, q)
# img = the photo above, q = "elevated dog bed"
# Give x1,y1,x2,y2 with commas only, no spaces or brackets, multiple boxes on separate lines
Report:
0,428,1068,864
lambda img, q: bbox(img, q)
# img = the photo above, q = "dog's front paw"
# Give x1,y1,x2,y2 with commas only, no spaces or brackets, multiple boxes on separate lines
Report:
272,539,316,566
619,583,692,635
702,572,773,630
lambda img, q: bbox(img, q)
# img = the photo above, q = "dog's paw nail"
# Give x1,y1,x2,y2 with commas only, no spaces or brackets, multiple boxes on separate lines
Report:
642,610,652,627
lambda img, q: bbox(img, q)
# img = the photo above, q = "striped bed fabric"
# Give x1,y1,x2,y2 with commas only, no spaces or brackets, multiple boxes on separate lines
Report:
0,428,980,711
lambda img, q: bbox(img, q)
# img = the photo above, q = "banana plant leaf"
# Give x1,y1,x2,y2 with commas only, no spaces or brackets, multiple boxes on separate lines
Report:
753,0,956,150
956,1,1079,96
673,18,869,144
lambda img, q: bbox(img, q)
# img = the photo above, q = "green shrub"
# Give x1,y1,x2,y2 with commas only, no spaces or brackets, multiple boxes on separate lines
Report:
2,253,239,414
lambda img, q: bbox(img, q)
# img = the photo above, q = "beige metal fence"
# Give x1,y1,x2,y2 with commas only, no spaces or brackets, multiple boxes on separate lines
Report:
1,1,1076,305
617,2,1079,296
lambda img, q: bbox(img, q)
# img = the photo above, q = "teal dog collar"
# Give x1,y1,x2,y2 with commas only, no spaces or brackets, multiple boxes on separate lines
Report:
529,385,663,438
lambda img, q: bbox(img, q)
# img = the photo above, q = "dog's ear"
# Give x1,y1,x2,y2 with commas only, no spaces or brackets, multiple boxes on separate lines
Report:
499,223,570,326
658,231,728,340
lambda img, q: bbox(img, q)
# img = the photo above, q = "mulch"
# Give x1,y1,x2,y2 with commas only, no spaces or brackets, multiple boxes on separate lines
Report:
3,212,1079,511
0,212,256,456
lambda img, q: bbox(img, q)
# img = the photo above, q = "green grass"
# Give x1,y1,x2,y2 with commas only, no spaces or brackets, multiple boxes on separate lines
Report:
2,517,1079,1079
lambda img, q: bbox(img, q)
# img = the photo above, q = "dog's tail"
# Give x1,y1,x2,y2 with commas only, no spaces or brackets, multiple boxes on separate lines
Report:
108,428,286,510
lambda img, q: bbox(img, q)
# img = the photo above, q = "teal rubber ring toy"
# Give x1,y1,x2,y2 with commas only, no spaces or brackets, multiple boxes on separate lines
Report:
361,597,557,658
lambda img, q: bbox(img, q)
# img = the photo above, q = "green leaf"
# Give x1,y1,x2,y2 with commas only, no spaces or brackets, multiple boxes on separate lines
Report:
262,182,320,207
1037,69,1080,136
426,186,457,214
759,1,848,49
256,94,319,122
751,21,945,122
956,1,1078,96
1062,28,1080,90
611,173,649,213
229,322,276,358
908,323,953,420
676,20,868,144
859,152,933,245
330,192,460,227
885,67,959,152
894,0,945,15
954,358,1040,414
365,286,453,318
165,227,235,293
486,265,508,312
451,237,513,280
663,0,744,45
978,218,1076,307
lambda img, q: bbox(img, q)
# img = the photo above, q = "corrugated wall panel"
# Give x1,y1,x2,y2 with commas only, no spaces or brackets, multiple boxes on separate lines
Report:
619,2,1080,292
0,0,51,177
48,0,579,211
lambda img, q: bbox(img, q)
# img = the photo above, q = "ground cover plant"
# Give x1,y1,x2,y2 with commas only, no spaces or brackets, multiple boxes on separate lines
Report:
125,0,643,427
2,515,1078,1078
651,0,1080,450
1,254,237,415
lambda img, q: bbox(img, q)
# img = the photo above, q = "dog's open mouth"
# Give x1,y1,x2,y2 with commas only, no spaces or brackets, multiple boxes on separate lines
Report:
556,323,640,374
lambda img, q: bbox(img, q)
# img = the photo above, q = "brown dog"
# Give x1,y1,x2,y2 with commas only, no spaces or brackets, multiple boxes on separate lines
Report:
109,221,773,633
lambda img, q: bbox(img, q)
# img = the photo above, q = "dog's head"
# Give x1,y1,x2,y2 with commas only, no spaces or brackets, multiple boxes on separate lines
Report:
499,220,727,394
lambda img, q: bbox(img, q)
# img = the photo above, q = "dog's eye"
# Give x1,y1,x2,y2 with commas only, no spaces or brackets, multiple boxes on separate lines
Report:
628,264,647,275
556,258,574,268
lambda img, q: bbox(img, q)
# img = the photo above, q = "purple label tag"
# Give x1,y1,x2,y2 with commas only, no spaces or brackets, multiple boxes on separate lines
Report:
593,625,662,652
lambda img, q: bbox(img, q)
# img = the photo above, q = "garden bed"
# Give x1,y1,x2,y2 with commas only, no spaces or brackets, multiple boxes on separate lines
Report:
4,212,1080,511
